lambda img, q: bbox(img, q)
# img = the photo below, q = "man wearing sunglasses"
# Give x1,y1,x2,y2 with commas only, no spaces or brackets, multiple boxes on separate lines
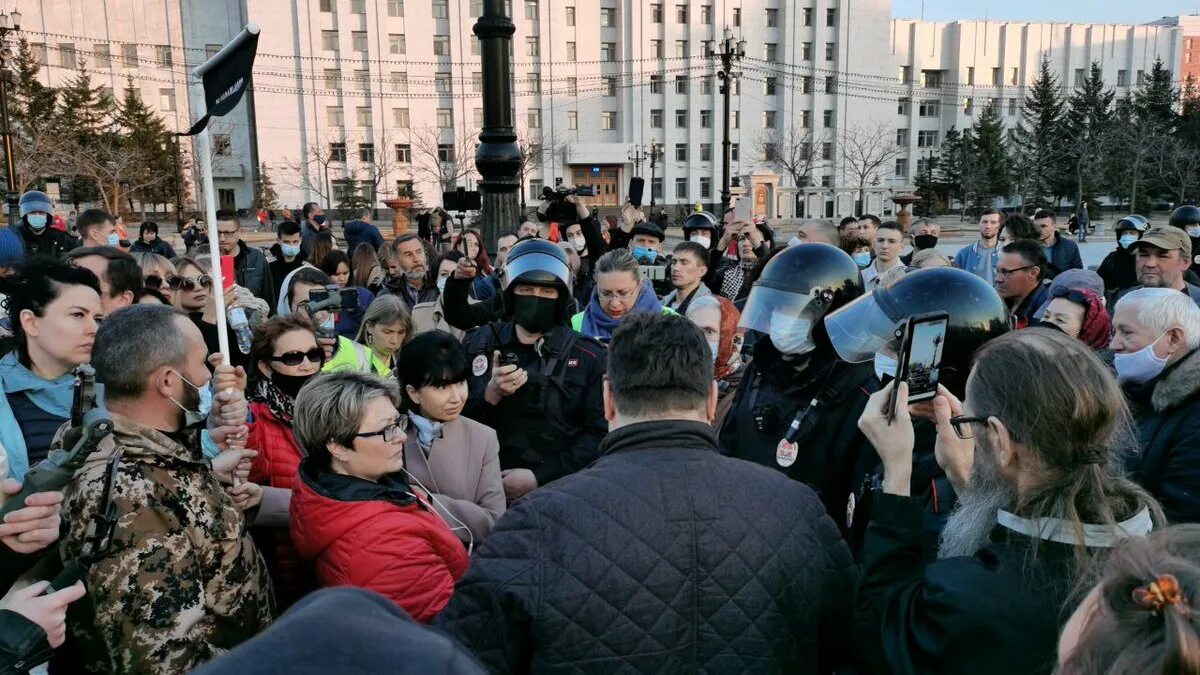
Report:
216,210,275,309
994,239,1050,329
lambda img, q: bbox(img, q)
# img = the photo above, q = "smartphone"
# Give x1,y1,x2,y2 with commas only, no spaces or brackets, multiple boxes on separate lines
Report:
733,196,753,224
219,255,236,291
628,177,645,208
890,312,950,420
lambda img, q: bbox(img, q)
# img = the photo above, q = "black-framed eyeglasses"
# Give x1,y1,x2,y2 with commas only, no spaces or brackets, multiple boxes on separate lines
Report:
268,347,326,367
995,265,1035,277
179,275,213,291
949,415,992,440
144,274,183,291
355,415,409,443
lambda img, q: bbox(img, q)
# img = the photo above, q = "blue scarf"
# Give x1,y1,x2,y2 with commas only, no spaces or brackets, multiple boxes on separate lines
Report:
0,351,77,480
580,280,663,342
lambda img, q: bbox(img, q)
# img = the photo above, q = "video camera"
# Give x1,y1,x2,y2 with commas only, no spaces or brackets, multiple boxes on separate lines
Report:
540,185,597,225
305,285,360,339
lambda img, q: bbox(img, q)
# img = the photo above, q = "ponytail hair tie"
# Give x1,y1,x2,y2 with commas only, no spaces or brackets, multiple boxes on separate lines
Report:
1132,573,1190,616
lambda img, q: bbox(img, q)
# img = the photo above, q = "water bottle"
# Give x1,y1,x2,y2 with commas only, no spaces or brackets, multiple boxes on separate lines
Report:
228,307,253,355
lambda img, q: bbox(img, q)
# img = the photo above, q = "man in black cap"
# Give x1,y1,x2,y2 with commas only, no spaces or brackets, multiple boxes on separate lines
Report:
1114,225,1200,308
1168,204,1200,279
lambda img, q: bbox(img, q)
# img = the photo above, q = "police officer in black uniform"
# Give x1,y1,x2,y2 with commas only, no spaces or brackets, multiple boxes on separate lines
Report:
1169,205,1200,279
682,210,724,291
824,267,1010,555
462,239,607,502
718,243,876,527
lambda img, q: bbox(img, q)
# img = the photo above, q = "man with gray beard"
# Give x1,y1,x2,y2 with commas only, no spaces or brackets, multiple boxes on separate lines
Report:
852,328,1161,675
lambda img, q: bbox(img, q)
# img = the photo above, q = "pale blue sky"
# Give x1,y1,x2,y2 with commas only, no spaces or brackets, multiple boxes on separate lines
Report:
891,0,1199,24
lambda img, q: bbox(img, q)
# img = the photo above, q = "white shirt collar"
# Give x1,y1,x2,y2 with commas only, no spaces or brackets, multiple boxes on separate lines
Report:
996,507,1153,548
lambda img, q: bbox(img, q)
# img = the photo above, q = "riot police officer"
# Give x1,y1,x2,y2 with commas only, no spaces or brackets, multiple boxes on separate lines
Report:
682,210,723,291
1097,215,1149,304
717,243,875,527
461,239,607,502
14,190,77,259
824,267,1010,555
1169,205,1200,279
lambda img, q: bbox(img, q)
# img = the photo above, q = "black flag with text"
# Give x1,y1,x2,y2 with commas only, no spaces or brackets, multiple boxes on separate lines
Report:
178,27,260,137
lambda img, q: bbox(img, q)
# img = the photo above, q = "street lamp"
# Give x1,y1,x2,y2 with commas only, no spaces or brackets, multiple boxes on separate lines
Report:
0,7,20,226
704,28,745,210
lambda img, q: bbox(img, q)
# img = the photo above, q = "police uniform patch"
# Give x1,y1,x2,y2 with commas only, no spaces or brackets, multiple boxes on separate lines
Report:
775,438,797,468
472,354,488,377
567,358,579,368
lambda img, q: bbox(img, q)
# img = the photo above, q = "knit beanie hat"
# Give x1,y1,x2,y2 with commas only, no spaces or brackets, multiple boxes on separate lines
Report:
0,228,25,269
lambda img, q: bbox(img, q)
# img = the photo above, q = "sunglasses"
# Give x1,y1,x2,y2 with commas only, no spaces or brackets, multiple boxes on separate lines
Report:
267,347,326,367
1051,286,1093,304
144,274,184,291
179,275,213,291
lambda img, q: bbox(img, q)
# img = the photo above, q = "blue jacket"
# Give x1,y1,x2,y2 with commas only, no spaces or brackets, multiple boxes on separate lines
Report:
953,241,1001,285
1043,232,1083,280
343,219,385,254
0,352,82,481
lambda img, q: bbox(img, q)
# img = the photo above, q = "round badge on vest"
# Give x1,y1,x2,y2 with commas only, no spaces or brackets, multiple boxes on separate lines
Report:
776,438,798,468
472,354,488,377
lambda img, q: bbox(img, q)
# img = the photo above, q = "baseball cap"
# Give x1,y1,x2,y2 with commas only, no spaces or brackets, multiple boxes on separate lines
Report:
1131,226,1191,257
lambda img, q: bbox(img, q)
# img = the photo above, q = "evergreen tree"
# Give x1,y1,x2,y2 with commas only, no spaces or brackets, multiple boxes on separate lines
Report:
937,127,967,218
254,162,279,210
1009,58,1065,211
964,102,1011,214
55,61,113,208
10,38,57,136
1059,61,1114,217
114,79,175,211
1107,61,1179,212
1136,58,1179,134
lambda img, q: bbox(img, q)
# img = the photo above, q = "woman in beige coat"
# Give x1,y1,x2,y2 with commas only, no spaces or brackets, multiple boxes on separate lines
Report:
397,330,505,547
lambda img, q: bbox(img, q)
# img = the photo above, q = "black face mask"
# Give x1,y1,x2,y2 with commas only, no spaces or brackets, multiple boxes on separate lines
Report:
271,370,315,400
512,295,559,334
913,234,939,250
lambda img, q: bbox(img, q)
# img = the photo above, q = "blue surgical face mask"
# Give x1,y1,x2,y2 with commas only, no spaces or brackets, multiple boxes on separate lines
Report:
1119,234,1139,249
26,214,47,230
320,316,336,335
768,313,814,355
436,276,447,294
709,340,721,364
106,232,121,247
281,243,302,258
1188,226,1200,239
1114,333,1169,384
853,251,872,268
169,370,213,428
632,246,658,263
788,236,803,247
874,352,898,382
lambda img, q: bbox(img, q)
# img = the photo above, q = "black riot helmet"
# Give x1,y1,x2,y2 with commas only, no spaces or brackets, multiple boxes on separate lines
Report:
740,242,863,356
1114,214,1150,234
682,211,721,243
824,267,1010,396
1169,205,1200,230
501,238,573,320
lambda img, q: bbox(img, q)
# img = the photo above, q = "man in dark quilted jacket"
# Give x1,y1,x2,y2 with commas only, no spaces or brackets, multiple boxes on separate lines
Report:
436,313,857,674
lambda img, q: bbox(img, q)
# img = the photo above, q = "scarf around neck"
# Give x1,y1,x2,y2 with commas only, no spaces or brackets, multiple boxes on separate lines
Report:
408,413,444,452
253,379,295,426
580,279,663,341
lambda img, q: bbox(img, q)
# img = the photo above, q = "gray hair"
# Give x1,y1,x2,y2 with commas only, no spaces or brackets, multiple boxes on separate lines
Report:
1117,288,1200,350
798,219,839,245
292,372,402,471
354,294,414,344
685,294,722,319
596,248,642,281
93,304,191,400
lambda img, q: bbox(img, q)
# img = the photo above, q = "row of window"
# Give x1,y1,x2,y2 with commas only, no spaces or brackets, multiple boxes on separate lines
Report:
900,65,1146,89
648,4,836,28
43,41,222,69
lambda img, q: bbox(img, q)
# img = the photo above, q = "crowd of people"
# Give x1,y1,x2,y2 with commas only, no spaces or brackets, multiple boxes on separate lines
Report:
0,184,1198,675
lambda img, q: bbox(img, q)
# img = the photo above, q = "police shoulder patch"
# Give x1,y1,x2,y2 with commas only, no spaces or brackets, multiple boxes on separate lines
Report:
472,354,488,377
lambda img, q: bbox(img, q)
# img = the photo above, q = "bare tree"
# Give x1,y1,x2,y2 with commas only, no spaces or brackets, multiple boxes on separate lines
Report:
516,127,569,208
1148,133,1200,204
42,133,171,216
410,125,477,195
839,120,905,211
278,132,346,209
756,126,827,190
360,127,403,209
13,128,65,193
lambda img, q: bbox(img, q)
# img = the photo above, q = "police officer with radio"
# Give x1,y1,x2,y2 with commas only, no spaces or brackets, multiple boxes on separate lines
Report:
462,239,607,502
717,243,877,526
823,267,1011,555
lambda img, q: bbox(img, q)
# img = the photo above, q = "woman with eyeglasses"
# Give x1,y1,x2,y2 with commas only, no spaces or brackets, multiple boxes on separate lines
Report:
319,249,375,339
289,371,469,622
244,315,326,608
174,256,251,368
1040,286,1112,352
397,331,504,545
133,252,180,304
0,257,102,481
572,249,674,343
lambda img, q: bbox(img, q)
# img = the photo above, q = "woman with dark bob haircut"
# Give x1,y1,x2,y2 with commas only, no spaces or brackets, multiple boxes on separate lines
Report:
396,330,505,544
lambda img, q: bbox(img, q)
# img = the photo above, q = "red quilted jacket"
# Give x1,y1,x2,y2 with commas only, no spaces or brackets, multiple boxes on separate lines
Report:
290,462,469,623
247,401,313,608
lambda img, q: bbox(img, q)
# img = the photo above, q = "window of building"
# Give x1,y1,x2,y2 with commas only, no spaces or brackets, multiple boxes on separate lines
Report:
328,106,345,127
732,110,740,128
432,0,449,19
731,143,740,162
800,110,812,128
821,142,833,160
600,42,616,61
356,107,372,126
601,7,616,27
567,77,578,95
803,7,813,25
651,40,663,58
763,143,778,161
58,43,77,69
898,65,911,83
700,109,712,128
322,31,339,52
992,67,1002,86
528,109,541,128
676,4,688,22
435,73,452,94
650,74,663,94
700,177,712,199
331,142,347,162
675,75,688,94
676,40,688,58
158,87,175,111
650,109,664,128
651,3,663,22
802,42,813,60
565,6,575,25
320,0,334,11
765,43,777,61
388,0,404,17
1117,69,1128,86
391,72,408,92
525,0,538,20
354,69,370,91
922,70,942,88
898,97,911,115
826,8,836,26
602,111,617,130
433,36,451,56
471,39,480,56
963,97,973,114
1137,70,1146,86
473,108,483,126
895,128,907,146
825,42,835,61
359,142,375,162
437,108,453,128
1010,67,1018,86
676,109,688,127
1008,98,1017,115
389,34,406,55
395,144,412,163
894,157,908,177
917,130,939,147
472,71,483,93
1074,69,1085,87
528,180,544,201
438,144,455,162
651,177,664,201
701,76,713,95
825,76,835,93
566,42,576,61
765,77,777,95
154,45,172,66
700,5,713,24
119,43,136,66
567,111,578,130
350,0,365,12
394,108,410,127
733,7,741,26
604,76,617,96
823,109,833,127
763,110,777,128
675,178,688,199
918,99,938,117
675,143,688,161
528,74,541,94
966,66,975,85
802,76,813,93
94,44,111,68
700,143,712,162
325,69,342,90
766,8,779,27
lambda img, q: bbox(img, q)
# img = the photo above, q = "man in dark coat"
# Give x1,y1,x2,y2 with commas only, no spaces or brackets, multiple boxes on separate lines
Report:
438,313,856,674
1111,287,1200,523
216,210,275,306
343,208,384,254
14,190,76,259
853,328,1160,675
1033,209,1082,280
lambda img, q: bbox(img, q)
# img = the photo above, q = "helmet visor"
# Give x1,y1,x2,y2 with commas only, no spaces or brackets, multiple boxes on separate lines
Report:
823,290,903,363
739,286,817,334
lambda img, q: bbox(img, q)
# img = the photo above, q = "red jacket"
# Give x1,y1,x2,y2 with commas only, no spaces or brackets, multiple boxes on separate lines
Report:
290,463,469,623
247,401,312,607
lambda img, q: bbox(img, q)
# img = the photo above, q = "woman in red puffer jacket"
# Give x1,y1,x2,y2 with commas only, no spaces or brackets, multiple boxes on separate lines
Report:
246,315,328,608
289,371,469,622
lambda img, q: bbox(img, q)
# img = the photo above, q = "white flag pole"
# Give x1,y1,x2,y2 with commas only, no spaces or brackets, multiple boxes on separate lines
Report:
189,22,261,362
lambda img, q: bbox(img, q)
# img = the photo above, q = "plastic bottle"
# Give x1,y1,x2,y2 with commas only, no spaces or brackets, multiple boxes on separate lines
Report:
228,307,253,354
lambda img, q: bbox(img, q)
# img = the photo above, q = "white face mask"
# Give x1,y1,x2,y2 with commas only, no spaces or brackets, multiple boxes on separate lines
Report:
874,352,898,382
1114,333,1170,384
571,236,586,252
692,234,711,249
436,276,448,294
1188,226,1200,239
769,313,814,355
787,236,803,247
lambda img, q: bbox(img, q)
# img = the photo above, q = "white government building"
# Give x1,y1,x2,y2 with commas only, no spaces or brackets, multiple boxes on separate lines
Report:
20,1,1186,220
